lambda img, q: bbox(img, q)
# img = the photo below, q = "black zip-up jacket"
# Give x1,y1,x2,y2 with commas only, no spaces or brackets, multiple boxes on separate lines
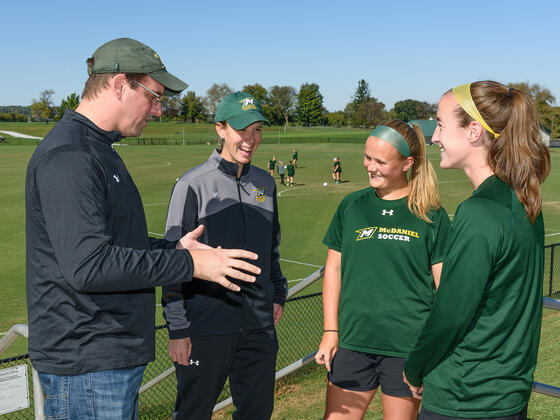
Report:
163,150,287,338
25,110,194,375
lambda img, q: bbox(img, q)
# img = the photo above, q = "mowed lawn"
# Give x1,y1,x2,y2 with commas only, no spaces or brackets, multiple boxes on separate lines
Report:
1,134,560,418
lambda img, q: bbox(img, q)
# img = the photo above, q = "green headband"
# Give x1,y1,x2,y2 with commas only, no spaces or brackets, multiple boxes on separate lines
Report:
370,126,411,157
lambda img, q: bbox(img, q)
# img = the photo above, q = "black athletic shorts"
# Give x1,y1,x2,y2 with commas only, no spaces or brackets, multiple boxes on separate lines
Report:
419,405,528,420
327,347,412,397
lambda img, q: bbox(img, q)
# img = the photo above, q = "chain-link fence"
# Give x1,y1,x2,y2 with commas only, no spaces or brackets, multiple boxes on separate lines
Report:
137,292,323,419
0,355,35,419
545,243,560,297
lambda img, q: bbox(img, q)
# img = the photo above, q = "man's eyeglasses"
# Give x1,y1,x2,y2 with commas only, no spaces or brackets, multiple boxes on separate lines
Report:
132,80,163,106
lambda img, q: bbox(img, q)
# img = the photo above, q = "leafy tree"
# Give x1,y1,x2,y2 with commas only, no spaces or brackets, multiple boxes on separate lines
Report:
346,79,382,127
56,93,80,120
268,85,297,130
0,112,27,122
326,111,347,127
30,101,51,121
355,100,386,127
160,95,181,120
508,81,557,131
352,79,371,106
204,83,233,118
242,83,268,104
393,99,436,122
508,82,555,108
0,105,31,116
40,89,55,108
181,91,208,123
296,83,325,126
31,89,55,121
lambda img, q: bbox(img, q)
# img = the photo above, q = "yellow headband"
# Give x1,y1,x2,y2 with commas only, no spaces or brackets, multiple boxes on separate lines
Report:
452,83,500,139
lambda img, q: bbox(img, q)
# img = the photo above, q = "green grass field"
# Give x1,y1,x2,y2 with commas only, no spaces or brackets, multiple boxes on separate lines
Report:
1,122,560,418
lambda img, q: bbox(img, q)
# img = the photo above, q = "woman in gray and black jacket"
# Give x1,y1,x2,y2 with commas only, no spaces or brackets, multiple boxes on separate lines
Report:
162,91,287,420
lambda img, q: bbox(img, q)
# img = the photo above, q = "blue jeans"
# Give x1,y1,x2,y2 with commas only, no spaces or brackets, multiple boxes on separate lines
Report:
38,365,146,420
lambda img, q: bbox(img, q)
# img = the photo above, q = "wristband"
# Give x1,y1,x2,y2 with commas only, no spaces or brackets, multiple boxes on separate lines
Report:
324,329,339,333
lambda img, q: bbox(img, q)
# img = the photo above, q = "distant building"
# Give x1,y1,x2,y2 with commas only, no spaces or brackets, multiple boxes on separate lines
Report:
409,119,436,144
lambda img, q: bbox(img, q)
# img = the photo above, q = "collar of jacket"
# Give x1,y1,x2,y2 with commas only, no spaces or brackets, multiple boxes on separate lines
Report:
209,149,251,178
63,109,122,145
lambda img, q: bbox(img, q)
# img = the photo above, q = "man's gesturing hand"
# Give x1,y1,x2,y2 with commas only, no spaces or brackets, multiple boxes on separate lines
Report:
176,225,211,251
189,248,260,292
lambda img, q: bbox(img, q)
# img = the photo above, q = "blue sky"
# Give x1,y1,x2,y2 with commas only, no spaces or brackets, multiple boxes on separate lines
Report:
3,0,559,111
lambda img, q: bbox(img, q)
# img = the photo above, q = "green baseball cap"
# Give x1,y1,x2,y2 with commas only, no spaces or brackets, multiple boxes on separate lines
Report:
214,92,270,130
88,38,188,96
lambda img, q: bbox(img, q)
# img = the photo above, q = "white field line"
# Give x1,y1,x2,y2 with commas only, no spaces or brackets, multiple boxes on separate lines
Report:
149,232,164,237
128,161,171,169
279,258,322,268
546,232,560,237
544,201,560,205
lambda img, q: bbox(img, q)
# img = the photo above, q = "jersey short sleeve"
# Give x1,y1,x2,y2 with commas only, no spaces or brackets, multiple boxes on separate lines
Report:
427,207,452,265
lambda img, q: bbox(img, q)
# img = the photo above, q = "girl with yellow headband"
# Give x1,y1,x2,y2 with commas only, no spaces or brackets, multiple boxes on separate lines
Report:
404,81,550,420
316,119,451,419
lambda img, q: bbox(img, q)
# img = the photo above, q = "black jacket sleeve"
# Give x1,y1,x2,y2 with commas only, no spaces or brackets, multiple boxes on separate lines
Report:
35,148,194,293
271,188,288,306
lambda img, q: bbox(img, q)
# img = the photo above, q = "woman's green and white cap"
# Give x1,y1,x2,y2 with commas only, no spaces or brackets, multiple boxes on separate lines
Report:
370,125,411,157
88,37,188,96
214,91,270,130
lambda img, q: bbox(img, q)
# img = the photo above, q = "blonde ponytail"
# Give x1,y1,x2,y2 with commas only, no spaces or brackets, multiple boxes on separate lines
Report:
383,120,441,222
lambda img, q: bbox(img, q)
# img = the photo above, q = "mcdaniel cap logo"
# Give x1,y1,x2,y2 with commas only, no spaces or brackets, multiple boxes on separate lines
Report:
88,38,188,96
214,91,270,130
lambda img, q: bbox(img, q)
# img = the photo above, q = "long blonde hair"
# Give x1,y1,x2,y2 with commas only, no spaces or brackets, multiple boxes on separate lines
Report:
384,119,441,222
454,81,550,223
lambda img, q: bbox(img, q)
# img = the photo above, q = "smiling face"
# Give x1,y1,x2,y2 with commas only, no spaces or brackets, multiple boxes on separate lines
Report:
216,121,263,167
118,76,163,137
432,93,473,170
363,136,413,197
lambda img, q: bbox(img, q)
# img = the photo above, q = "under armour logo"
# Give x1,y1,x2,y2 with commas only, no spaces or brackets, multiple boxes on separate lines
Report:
189,359,200,366
113,174,120,183
382,209,394,216
212,192,219,198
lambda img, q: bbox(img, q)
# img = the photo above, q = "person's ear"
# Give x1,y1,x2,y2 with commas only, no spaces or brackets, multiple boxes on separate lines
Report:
215,122,227,139
403,156,414,172
468,121,484,143
110,74,128,100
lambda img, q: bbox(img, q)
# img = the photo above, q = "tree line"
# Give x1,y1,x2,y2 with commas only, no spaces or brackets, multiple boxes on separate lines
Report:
2,80,559,138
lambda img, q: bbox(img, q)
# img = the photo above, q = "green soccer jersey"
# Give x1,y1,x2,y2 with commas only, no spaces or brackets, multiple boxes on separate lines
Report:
323,187,451,357
268,159,276,170
287,164,295,176
404,175,544,418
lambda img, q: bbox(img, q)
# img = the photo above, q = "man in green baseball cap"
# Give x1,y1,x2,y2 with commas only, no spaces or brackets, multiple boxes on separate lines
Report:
88,37,187,96
26,39,262,419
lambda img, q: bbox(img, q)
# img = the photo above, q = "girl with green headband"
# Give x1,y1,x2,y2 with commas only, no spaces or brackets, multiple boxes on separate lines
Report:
316,119,451,420
403,81,551,420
